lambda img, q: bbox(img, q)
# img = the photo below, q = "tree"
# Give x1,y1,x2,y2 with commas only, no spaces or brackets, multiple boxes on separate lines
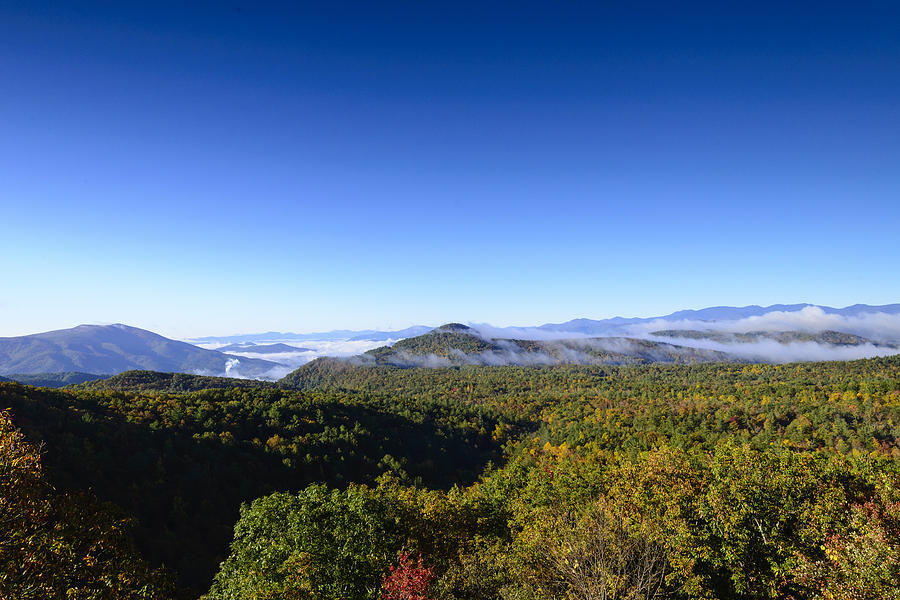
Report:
207,484,404,600
552,505,667,600
0,409,174,599
381,551,435,600
794,499,900,599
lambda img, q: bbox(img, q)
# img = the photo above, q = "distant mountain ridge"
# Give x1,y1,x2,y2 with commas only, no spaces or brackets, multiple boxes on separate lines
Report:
3,372,107,388
190,325,433,345
0,324,281,377
649,329,898,347
186,304,900,345
5,304,899,379
348,326,433,342
537,303,900,335
217,343,313,354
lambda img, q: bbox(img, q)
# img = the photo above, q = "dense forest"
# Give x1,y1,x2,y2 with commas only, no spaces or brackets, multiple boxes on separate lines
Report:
2,356,900,598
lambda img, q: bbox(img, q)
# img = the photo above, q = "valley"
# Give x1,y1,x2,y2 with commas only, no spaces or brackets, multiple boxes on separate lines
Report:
3,350,900,598
4,305,900,599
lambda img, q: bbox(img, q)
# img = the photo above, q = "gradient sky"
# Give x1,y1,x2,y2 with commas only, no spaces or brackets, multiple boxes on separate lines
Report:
2,1,899,338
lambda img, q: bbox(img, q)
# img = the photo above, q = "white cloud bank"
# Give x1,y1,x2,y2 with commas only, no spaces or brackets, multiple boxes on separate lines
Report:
645,337,897,364
626,306,900,342
198,339,399,380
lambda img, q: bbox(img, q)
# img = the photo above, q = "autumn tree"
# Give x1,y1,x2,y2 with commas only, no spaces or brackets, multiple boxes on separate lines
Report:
516,498,668,600
381,551,435,600
0,409,174,599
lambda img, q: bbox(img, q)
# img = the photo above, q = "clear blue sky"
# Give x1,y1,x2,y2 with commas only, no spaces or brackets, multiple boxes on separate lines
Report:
2,1,899,338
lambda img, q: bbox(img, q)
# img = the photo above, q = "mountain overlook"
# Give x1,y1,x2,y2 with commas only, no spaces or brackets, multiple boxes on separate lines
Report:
0,324,281,378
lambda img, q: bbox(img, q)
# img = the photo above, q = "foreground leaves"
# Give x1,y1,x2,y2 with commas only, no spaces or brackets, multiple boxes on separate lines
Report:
0,409,175,600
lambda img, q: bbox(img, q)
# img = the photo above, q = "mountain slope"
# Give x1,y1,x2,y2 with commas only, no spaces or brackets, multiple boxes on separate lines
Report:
5,372,108,388
0,324,281,377
366,325,740,367
276,324,743,381
80,370,278,392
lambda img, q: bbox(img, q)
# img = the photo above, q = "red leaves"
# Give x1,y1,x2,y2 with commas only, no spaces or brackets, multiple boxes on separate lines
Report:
381,551,435,600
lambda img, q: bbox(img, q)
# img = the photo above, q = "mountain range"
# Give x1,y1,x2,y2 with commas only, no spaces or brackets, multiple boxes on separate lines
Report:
190,325,432,345
186,303,900,345
535,303,900,336
2,304,900,380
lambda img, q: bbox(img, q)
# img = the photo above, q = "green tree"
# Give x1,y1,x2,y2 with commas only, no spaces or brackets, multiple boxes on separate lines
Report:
207,484,404,600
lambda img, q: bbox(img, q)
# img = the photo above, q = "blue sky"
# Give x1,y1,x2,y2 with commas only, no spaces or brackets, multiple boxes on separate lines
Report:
2,1,899,338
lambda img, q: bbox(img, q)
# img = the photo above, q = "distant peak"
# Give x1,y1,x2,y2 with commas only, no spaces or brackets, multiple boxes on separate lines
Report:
75,323,133,330
435,323,472,333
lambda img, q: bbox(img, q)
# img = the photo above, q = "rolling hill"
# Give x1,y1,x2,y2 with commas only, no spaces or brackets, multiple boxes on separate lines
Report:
4,372,108,388
79,370,278,392
365,324,741,367
280,324,742,385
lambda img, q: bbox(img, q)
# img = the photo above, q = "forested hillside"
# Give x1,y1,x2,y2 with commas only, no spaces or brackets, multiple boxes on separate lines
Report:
80,369,278,392
0,323,281,377
0,381,515,595
357,323,741,367
2,355,900,599
0,408,174,599
4,371,106,387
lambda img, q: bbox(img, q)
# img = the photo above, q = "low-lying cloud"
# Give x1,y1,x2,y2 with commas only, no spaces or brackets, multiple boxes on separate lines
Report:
371,337,740,369
468,323,591,341
646,336,899,364
472,307,900,365
197,339,396,380
627,306,900,343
